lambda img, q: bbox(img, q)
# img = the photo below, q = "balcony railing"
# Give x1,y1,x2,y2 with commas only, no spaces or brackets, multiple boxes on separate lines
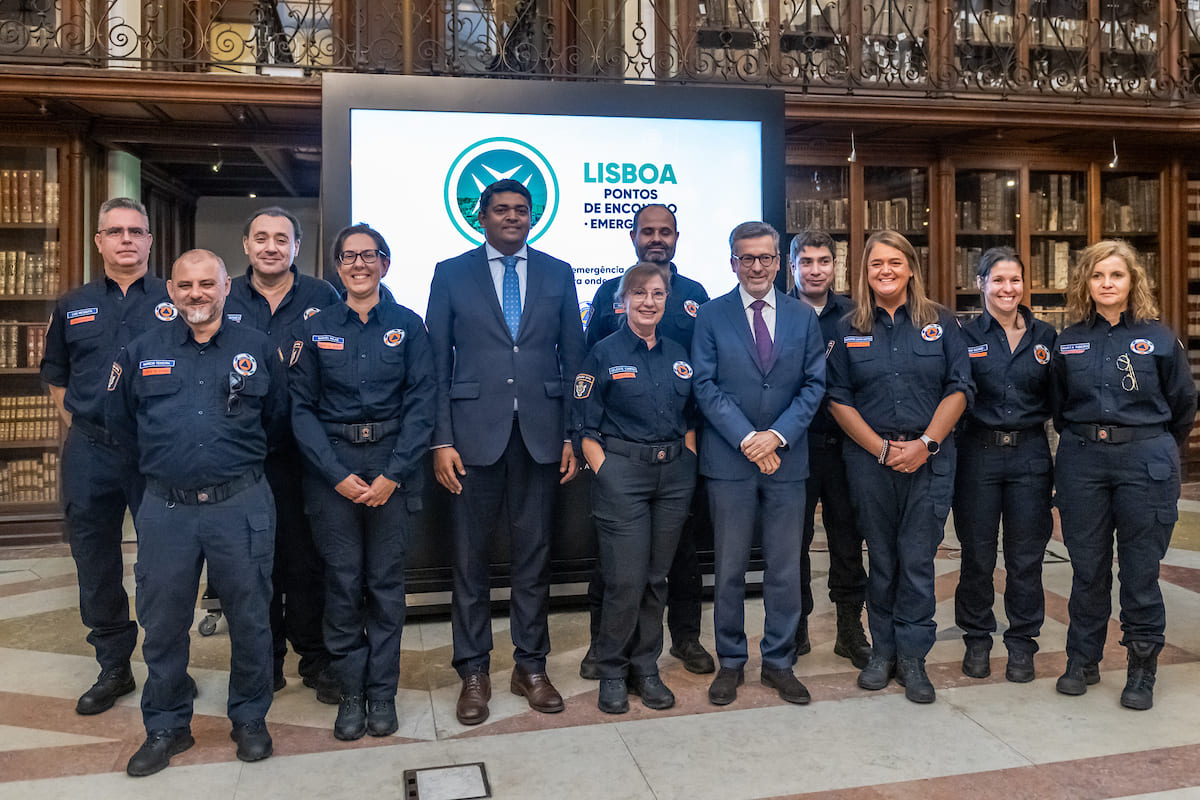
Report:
0,0,1198,102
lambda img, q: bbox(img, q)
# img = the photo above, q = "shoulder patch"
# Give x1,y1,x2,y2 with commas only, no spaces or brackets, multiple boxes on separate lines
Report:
107,362,121,391
683,299,699,318
154,302,177,321
233,353,258,377
1034,343,1050,364
825,338,835,358
921,323,943,342
673,360,693,379
574,373,594,399
1130,338,1155,355
384,328,406,347
288,340,303,367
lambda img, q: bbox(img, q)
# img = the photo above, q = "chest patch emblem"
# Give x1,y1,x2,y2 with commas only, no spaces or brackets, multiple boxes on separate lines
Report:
684,299,699,318
313,334,344,351
968,344,988,358
303,307,321,320
1130,338,1154,355
1034,344,1050,364
139,359,174,376
233,353,258,377
574,373,594,399
921,323,943,342
384,328,406,347
1060,342,1091,355
673,361,693,379
67,307,98,325
844,335,872,348
226,313,243,323
609,365,637,380
154,302,178,321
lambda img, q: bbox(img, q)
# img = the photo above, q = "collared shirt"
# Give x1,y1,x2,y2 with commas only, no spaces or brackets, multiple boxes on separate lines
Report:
789,288,855,437
289,298,436,486
826,302,974,432
224,265,341,352
484,242,528,308
961,305,1056,430
1051,312,1196,445
574,323,697,445
41,273,173,427
585,263,710,353
738,284,778,340
105,318,286,489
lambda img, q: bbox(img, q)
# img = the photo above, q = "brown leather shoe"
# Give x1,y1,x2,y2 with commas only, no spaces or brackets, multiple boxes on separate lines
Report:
455,673,491,726
510,667,564,713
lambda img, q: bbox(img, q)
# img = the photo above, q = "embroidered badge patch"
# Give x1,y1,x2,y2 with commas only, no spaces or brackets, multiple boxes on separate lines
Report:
226,313,243,323
609,365,638,380
233,353,258,377
139,359,175,376
613,301,625,315
673,361,693,379
67,307,98,325
968,344,988,358
154,302,178,321
313,334,345,351
574,374,594,399
844,335,872,348
684,299,700,318
920,323,943,342
1034,344,1050,364
384,328,406,347
107,362,121,391
303,307,321,320
288,340,303,367
1059,342,1091,355
1130,338,1155,355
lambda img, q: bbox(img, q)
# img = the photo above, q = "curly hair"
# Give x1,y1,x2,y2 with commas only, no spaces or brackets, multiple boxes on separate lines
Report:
1065,240,1158,324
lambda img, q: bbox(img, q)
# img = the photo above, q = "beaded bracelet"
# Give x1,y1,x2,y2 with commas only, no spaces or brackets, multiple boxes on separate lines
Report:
877,439,890,465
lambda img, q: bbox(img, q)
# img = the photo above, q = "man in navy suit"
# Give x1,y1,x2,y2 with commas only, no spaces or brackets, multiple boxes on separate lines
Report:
427,179,586,725
692,221,826,706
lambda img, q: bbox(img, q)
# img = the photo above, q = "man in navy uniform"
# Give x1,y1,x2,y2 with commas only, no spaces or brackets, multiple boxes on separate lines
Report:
108,250,285,776
427,178,586,725
41,197,170,716
582,204,715,676
224,206,341,701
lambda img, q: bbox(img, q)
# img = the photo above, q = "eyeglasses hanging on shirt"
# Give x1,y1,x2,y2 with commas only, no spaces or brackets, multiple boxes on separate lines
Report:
227,372,245,415
1116,353,1139,392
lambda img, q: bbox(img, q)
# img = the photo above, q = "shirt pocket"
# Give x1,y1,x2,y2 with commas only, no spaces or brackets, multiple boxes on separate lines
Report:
134,375,182,399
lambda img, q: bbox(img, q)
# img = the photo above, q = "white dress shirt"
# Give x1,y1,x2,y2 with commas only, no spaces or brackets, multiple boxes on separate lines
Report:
485,242,528,308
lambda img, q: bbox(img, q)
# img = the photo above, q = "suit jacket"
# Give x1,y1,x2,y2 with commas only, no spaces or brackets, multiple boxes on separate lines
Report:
427,245,586,466
692,287,826,482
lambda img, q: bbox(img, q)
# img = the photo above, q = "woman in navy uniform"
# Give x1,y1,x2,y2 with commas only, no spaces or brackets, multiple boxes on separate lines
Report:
574,262,698,714
1051,240,1195,710
952,247,1056,683
826,230,972,704
289,224,436,739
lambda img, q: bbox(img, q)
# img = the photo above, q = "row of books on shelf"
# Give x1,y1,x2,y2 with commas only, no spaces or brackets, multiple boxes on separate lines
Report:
0,394,59,442
0,244,60,296
865,198,928,233
1030,173,1086,232
1187,238,1200,280
957,172,1015,233
1098,21,1156,54
1188,181,1200,225
0,453,57,504
1029,305,1069,332
0,169,59,226
1186,295,1200,338
787,197,849,233
1028,239,1079,291
0,322,46,369
1101,176,1159,233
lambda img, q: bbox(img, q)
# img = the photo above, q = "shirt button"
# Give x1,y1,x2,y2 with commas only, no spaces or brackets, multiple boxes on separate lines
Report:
762,383,769,389
198,410,204,415
506,378,514,384
199,380,204,385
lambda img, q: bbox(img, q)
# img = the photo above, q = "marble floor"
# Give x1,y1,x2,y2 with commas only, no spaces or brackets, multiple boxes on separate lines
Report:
5,497,1200,800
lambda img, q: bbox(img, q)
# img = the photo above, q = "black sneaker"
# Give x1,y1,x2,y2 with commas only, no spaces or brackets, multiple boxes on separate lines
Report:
367,698,399,736
1056,658,1099,696
579,645,600,680
598,678,629,714
302,669,341,705
334,694,367,740
126,728,194,777
961,641,991,679
629,674,675,710
669,639,716,674
1005,650,1035,683
76,664,136,715
760,667,811,705
230,719,273,762
707,667,743,706
857,654,896,691
896,656,935,704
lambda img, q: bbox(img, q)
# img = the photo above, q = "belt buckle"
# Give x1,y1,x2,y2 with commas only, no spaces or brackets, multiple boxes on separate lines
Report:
999,432,1013,446
197,490,210,503
1097,427,1109,441
655,448,667,462
360,424,373,442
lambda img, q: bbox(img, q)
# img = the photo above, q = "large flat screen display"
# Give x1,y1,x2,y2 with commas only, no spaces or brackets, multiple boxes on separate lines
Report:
322,75,786,319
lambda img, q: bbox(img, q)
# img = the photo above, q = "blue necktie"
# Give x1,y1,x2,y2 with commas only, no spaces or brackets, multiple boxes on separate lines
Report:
501,255,521,339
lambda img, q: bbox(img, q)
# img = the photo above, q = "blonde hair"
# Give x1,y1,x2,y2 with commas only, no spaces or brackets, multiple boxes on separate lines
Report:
1065,240,1158,324
851,230,940,332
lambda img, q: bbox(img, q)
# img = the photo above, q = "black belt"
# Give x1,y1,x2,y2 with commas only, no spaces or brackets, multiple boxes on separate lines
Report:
147,469,261,505
965,424,1043,448
71,416,121,448
1067,422,1167,444
322,418,401,444
878,431,921,442
809,431,843,449
605,436,686,464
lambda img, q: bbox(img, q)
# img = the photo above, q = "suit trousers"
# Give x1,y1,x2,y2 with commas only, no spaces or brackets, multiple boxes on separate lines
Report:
451,420,558,677
952,431,1053,654
135,478,275,731
800,434,865,615
708,472,805,671
304,439,411,700
61,424,143,671
1055,430,1178,663
844,438,956,660
592,450,696,679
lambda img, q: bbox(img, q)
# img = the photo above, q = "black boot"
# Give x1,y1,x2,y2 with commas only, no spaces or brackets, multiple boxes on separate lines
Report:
794,615,811,657
833,602,872,669
1120,641,1159,711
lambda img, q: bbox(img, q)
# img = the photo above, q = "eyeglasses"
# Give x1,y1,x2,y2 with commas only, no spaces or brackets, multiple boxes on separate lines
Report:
626,288,667,302
227,372,245,416
733,253,778,267
1116,353,1139,392
337,249,384,265
100,226,149,240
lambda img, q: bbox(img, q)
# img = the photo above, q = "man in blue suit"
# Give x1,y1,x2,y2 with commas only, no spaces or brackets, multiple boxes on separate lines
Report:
427,179,587,726
692,221,826,706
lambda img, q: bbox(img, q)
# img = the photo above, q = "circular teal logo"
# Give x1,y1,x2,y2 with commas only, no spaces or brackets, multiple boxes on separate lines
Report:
444,137,559,246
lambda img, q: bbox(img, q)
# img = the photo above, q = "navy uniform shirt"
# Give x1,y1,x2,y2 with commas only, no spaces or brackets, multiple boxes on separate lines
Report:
41,274,173,427
224,265,341,352
790,288,855,437
574,323,698,445
1051,313,1196,445
586,264,710,353
961,306,1056,430
827,303,974,433
106,318,286,488
289,299,436,487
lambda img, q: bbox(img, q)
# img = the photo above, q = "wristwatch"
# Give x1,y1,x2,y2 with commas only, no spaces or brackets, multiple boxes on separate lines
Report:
920,434,940,455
